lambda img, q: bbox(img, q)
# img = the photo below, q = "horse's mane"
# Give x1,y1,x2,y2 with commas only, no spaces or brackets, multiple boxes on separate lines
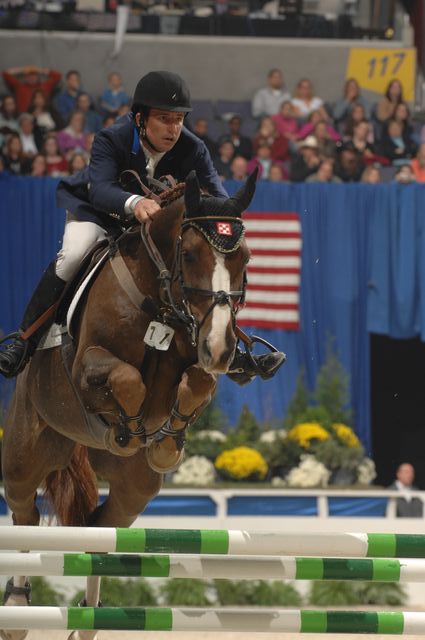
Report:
158,183,186,208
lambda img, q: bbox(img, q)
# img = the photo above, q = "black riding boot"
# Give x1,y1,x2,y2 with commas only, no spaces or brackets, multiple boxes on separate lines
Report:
0,261,66,379
227,341,287,387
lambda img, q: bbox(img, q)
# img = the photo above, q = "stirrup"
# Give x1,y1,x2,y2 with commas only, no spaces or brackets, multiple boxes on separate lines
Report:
0,332,30,378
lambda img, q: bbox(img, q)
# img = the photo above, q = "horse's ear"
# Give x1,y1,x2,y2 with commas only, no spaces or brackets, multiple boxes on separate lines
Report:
228,168,258,217
184,170,201,217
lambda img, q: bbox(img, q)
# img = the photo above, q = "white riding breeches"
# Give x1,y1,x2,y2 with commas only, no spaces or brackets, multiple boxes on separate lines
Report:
55,213,108,282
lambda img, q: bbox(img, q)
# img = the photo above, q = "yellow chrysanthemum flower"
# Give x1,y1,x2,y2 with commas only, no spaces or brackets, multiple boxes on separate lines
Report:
287,422,330,448
333,423,360,448
215,446,268,480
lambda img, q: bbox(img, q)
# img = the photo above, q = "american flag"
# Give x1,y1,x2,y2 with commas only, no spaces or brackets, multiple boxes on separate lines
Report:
237,212,302,330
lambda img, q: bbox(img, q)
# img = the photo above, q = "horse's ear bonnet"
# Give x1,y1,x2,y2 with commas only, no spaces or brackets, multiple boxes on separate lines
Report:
183,169,257,253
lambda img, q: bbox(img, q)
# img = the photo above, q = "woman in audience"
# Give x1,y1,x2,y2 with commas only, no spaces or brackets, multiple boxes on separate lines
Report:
393,102,416,144
332,78,370,128
2,132,29,175
361,165,381,184
343,103,369,140
248,142,284,180
291,78,326,121
268,163,287,182
213,139,235,180
253,117,289,163
312,120,337,157
68,150,88,174
351,120,376,159
297,109,340,142
57,110,88,158
306,158,342,183
42,134,68,176
375,79,404,123
0,94,19,147
271,100,299,142
28,89,61,134
378,119,416,165
29,153,48,176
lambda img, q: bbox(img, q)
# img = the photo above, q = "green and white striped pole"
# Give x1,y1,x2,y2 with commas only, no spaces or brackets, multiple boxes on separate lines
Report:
1,552,425,582
0,608,425,634
1,527,425,557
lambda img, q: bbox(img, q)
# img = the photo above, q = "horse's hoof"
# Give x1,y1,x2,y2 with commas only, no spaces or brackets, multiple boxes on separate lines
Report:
146,437,185,473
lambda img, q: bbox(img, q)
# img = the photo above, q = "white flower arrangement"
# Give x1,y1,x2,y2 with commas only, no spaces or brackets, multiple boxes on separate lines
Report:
357,457,377,485
259,429,287,443
171,455,216,486
193,430,227,442
285,454,331,488
271,476,287,487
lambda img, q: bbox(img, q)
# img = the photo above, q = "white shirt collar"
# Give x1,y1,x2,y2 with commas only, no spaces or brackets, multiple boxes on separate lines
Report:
141,140,166,178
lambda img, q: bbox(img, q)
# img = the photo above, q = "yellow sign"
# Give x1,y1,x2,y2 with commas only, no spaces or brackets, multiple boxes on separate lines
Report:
346,48,416,102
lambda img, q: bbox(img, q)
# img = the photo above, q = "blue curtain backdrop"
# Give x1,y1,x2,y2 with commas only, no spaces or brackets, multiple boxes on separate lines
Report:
2,175,425,453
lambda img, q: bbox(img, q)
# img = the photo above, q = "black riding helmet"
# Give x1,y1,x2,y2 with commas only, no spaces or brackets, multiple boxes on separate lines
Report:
132,71,192,114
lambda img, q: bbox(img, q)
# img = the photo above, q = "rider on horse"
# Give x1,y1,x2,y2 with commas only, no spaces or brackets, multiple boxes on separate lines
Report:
0,70,285,384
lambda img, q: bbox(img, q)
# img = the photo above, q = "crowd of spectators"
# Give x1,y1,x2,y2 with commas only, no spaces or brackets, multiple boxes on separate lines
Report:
1,64,425,184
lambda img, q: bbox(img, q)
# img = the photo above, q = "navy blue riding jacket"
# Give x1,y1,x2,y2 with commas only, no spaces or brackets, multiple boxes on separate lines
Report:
57,113,227,229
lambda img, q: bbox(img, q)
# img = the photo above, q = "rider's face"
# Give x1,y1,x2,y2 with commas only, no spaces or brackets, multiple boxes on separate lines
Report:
142,109,185,153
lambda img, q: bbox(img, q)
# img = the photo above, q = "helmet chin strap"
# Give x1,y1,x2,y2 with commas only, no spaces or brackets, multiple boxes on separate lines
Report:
139,115,162,154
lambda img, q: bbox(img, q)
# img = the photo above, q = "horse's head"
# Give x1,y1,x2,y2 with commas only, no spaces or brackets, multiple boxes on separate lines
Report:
179,170,256,374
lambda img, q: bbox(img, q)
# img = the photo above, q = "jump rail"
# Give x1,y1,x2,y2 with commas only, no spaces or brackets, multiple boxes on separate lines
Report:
0,607,425,634
1,552,425,582
1,526,425,557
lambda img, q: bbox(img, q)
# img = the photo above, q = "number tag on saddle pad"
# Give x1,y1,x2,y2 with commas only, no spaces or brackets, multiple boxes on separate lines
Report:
143,321,175,351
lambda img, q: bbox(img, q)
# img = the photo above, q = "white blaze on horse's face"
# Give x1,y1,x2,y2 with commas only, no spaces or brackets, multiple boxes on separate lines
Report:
201,250,235,373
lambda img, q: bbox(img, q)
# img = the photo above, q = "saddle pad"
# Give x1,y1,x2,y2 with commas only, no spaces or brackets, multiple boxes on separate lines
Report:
66,249,110,338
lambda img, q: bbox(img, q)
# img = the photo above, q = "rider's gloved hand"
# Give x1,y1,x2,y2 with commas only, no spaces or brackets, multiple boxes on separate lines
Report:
133,198,162,223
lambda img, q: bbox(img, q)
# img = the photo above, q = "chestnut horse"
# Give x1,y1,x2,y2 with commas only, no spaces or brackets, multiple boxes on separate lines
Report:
0,171,255,640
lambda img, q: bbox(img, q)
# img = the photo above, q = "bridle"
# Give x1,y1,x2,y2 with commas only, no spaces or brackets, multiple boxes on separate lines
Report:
140,215,247,346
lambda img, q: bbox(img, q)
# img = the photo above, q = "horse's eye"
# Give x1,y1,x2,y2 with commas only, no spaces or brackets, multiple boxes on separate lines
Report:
182,251,195,263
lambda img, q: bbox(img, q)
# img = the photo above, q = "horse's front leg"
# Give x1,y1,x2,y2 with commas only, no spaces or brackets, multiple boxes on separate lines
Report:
147,364,217,473
74,345,146,456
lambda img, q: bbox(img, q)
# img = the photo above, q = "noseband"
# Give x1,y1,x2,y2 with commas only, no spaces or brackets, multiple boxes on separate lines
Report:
140,215,246,346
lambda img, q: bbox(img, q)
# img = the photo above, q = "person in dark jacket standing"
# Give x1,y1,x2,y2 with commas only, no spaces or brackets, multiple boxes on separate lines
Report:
0,70,285,385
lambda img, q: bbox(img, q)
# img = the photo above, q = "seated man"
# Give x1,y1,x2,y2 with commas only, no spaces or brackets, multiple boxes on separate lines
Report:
388,463,424,518
0,70,285,387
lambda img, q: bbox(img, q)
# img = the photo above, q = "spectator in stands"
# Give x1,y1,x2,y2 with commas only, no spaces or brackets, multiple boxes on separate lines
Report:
306,158,342,183
378,119,416,165
28,90,61,134
29,153,48,177
103,115,116,128
290,78,325,121
271,100,299,144
54,70,83,120
18,113,42,158
230,155,248,181
332,78,371,128
343,103,369,140
213,139,235,179
1,133,28,175
118,105,131,117
311,121,337,158
248,142,278,180
388,463,423,517
361,165,381,184
251,68,291,119
289,136,320,182
334,141,364,182
394,163,416,184
100,72,130,116
253,117,289,163
393,102,416,145
268,163,286,182
42,135,68,177
220,115,252,160
68,151,88,175
375,79,404,124
298,109,340,143
57,111,89,159
76,93,102,134
0,95,19,147
410,144,425,183
2,65,62,114
351,120,376,162
192,118,217,156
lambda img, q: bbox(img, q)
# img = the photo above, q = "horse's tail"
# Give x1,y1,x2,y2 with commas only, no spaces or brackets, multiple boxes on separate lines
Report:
43,444,98,526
